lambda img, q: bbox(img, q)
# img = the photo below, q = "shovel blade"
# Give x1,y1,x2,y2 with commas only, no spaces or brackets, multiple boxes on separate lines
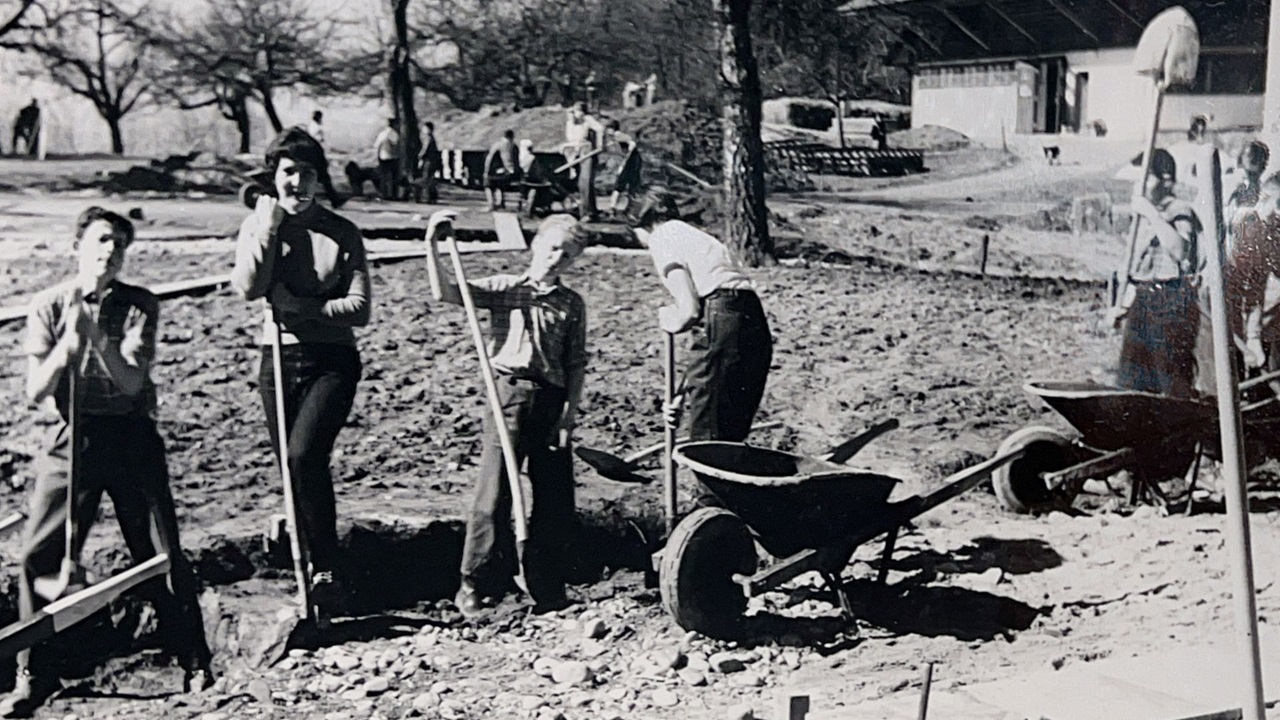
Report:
574,447,654,484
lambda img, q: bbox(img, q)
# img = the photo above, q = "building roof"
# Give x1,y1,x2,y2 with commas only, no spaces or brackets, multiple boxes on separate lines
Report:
839,0,1268,63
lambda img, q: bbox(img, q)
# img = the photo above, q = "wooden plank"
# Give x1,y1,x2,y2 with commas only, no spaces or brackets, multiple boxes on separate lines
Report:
0,513,24,539
0,554,170,659
492,211,527,249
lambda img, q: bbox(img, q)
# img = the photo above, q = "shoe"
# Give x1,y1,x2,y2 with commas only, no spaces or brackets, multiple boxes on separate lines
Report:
310,571,348,617
0,671,58,718
454,582,489,617
531,589,574,615
182,665,215,694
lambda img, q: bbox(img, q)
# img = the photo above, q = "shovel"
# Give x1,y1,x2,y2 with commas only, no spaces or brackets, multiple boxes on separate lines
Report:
428,222,532,594
34,360,83,603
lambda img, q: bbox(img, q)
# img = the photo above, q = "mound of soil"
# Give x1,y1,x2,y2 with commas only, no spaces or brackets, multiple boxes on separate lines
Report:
890,124,972,152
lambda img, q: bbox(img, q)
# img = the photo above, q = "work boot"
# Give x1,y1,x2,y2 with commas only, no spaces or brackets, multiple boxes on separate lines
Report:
0,669,58,719
453,581,491,618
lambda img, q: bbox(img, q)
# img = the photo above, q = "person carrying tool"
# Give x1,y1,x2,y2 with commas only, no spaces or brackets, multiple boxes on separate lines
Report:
625,186,773,504
231,127,371,618
563,102,606,222
1106,148,1202,398
605,120,643,217
484,129,521,210
424,210,587,617
8,207,214,717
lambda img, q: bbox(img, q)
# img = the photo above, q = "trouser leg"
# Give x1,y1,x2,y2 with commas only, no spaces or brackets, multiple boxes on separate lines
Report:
107,419,210,670
522,386,573,602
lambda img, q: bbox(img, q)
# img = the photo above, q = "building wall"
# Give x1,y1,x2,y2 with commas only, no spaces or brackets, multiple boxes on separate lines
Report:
910,62,1028,142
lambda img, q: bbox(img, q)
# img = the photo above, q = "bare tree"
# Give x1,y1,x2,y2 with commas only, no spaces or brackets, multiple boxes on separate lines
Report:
2,0,151,154
714,0,772,266
0,0,44,40
388,0,419,178
138,0,376,153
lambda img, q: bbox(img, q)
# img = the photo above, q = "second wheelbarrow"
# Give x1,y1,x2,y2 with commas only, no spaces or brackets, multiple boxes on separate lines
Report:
658,441,1024,637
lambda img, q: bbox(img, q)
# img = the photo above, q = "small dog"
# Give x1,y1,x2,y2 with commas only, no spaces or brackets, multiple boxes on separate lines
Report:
1043,146,1061,165
344,161,379,198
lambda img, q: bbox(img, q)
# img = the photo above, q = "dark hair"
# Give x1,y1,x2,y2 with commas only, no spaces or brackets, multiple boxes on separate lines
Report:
504,129,515,140
1242,140,1270,171
1149,148,1176,181
312,110,323,121
627,185,680,228
425,121,434,131
1188,115,1208,140
265,126,339,205
606,118,620,131
75,206,134,248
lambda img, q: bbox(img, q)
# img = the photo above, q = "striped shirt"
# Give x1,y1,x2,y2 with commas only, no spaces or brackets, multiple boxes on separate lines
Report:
24,279,158,418
469,275,586,389
647,220,754,297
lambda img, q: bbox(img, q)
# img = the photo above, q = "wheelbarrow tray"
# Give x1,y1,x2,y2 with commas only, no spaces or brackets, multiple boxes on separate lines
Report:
673,442,899,559
1025,381,1217,451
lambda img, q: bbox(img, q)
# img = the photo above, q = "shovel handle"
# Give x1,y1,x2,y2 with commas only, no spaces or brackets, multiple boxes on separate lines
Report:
268,308,316,622
663,332,677,536
444,237,530,544
1113,81,1167,311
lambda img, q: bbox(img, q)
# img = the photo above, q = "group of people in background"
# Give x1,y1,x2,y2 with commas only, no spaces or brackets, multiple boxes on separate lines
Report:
5,122,768,716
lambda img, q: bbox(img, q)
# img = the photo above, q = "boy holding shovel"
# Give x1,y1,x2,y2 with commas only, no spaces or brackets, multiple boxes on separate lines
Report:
7,207,213,718
424,210,587,616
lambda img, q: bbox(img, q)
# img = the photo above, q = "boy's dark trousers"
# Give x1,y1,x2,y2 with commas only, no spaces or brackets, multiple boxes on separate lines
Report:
460,376,574,602
377,159,399,200
16,415,212,675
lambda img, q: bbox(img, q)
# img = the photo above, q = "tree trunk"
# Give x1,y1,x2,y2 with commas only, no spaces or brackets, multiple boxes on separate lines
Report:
389,0,420,174
231,97,252,154
259,86,284,133
714,0,772,266
834,99,845,149
107,111,125,155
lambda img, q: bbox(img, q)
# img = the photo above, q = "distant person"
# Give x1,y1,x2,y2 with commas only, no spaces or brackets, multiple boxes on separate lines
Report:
871,119,888,151
373,117,401,200
12,99,40,158
518,138,536,175
484,129,521,210
563,102,606,222
1226,142,1277,372
605,120,642,216
307,110,326,148
6,206,215,717
1106,148,1202,398
415,120,441,204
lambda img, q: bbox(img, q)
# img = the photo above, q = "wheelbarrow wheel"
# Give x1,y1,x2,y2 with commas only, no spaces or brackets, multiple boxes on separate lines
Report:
992,426,1075,513
659,507,757,639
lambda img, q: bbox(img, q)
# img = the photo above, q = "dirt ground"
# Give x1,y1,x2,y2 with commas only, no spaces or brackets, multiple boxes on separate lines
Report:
1,153,1279,720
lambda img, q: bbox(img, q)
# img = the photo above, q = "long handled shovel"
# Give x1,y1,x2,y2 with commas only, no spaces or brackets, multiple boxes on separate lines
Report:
1113,7,1201,314
33,361,81,602
429,232,532,594
268,308,318,626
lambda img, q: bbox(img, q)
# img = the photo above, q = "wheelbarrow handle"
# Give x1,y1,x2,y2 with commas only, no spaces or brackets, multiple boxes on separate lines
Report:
893,445,1028,521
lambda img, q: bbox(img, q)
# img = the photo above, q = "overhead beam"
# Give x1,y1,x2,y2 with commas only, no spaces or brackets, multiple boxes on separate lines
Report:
1097,0,1144,29
984,1,1039,48
1044,0,1100,45
936,6,991,51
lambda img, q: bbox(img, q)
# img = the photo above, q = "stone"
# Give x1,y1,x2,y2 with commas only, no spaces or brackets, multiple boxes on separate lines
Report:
678,668,707,686
411,693,439,712
247,679,272,704
380,648,401,667
652,689,679,707
439,699,467,719
533,656,557,677
430,681,451,695
567,691,594,707
320,674,344,693
686,654,710,673
734,672,765,688
581,639,609,658
709,652,747,674
353,700,375,715
582,618,608,640
780,651,801,669
362,650,382,671
288,648,310,659
341,688,366,702
725,704,755,720
335,654,361,672
366,677,391,695
552,660,593,687
520,695,546,710
653,647,686,671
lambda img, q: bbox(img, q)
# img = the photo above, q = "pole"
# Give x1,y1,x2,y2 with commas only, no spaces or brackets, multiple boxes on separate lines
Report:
1113,81,1166,310
269,308,316,624
1199,146,1267,720
662,332,678,536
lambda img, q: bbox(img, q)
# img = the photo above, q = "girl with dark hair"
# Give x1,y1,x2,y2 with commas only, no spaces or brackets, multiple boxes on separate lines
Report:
626,187,773,503
230,127,371,615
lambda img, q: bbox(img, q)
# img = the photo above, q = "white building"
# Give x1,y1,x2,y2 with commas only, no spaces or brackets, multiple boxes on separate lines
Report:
841,0,1268,143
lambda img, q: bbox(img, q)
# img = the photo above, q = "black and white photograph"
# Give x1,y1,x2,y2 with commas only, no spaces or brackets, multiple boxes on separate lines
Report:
0,0,1279,717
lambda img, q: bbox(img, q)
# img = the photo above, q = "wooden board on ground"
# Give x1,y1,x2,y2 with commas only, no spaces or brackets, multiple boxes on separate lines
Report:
492,211,527,249
0,554,170,659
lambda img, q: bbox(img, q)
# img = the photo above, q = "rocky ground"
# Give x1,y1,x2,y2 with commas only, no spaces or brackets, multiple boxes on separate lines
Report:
1,154,1279,719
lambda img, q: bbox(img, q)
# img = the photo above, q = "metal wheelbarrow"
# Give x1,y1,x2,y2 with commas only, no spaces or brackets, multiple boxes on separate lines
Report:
992,374,1280,513
657,441,1023,637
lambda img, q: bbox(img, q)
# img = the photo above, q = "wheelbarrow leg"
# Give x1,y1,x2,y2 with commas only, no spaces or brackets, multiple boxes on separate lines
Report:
876,526,899,585
1184,443,1203,517
820,570,855,622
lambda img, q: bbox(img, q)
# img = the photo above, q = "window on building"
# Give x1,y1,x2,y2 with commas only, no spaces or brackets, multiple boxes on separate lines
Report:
1185,54,1265,95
